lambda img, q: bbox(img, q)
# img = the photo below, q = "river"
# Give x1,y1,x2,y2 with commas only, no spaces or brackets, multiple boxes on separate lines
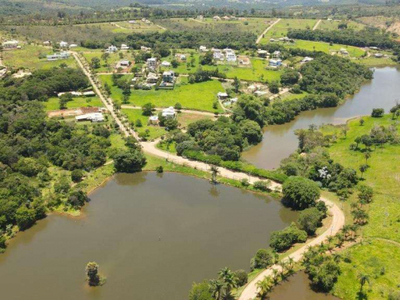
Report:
0,172,298,300
243,67,400,169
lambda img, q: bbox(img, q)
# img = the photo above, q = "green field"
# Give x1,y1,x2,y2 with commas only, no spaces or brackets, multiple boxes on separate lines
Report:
80,49,134,73
318,20,366,31
260,19,318,43
121,108,166,139
283,40,365,57
100,76,225,112
44,96,103,111
75,20,162,34
320,115,400,299
2,44,77,70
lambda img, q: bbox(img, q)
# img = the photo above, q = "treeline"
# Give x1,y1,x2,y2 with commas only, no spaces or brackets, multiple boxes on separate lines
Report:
126,30,258,50
287,27,397,49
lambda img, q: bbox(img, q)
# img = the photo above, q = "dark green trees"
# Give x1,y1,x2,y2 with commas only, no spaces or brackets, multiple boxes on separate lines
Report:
114,149,146,173
282,176,320,210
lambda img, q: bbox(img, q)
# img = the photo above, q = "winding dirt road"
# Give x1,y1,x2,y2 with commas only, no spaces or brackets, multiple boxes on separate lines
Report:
73,51,345,300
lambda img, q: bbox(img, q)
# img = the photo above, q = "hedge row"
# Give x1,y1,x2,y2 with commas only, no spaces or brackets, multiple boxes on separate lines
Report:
182,150,288,183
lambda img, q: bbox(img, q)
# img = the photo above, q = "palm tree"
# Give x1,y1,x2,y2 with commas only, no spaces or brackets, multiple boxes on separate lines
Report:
209,279,224,300
257,276,273,300
210,165,219,184
272,268,280,285
218,267,237,297
278,260,287,278
286,257,295,275
364,151,371,165
358,273,370,294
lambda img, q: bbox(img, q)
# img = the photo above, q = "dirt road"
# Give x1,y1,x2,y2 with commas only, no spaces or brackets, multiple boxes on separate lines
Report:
256,19,281,44
313,19,322,31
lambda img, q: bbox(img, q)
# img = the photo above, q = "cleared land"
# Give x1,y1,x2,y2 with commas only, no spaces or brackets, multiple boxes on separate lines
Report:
2,44,76,70
100,75,225,113
75,20,162,34
80,48,134,73
260,18,318,43
44,96,103,111
284,40,365,57
318,20,366,31
320,115,400,299
121,108,166,139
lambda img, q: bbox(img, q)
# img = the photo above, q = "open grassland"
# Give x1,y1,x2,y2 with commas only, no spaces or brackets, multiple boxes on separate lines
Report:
283,40,366,57
357,55,398,67
260,18,318,43
80,48,134,73
177,112,214,128
121,108,166,139
44,96,103,111
318,20,366,31
100,75,224,112
2,44,76,70
320,115,400,299
155,17,274,34
75,20,162,34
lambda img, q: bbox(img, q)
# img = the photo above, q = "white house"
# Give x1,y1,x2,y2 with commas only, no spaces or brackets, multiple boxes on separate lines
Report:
199,45,208,52
180,54,186,61
121,44,130,50
43,40,51,46
161,61,171,67
59,41,69,48
213,49,224,61
149,115,159,124
162,71,175,83
106,45,118,53
302,56,314,63
147,58,157,70
374,53,384,58
254,91,268,97
269,59,282,67
217,92,228,100
128,20,137,24
47,51,70,61
257,49,269,57
162,107,176,118
69,44,78,49
272,51,281,58
146,72,159,84
75,113,104,122
339,48,349,55
141,46,151,52
2,40,19,49
83,91,96,97
226,52,237,62
213,16,221,21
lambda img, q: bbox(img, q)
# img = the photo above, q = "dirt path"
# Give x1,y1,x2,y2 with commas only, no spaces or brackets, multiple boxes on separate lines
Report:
313,19,322,31
111,22,127,30
256,19,281,44
73,53,345,299
156,24,167,31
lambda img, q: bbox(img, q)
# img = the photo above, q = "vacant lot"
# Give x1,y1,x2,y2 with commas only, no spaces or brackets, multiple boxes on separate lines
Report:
76,20,163,34
318,20,365,31
260,19,318,43
2,44,77,70
80,49,134,73
284,40,365,57
44,96,103,111
121,108,166,139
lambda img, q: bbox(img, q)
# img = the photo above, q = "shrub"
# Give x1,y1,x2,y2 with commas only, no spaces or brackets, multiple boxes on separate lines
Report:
234,269,248,286
297,207,324,235
270,223,308,252
250,248,278,270
156,166,164,173
71,169,84,183
114,149,146,173
282,176,320,210
371,108,384,118
253,180,271,192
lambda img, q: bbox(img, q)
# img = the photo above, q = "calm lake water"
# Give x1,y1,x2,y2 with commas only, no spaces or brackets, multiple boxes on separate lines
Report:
243,67,400,169
0,172,298,300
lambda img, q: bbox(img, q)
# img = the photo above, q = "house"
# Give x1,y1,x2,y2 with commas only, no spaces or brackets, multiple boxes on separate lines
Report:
47,51,70,61
121,44,130,50
212,49,224,61
69,44,78,49
223,16,231,21
270,38,276,42
199,45,208,52
370,46,380,50
146,72,159,84
58,91,83,97
43,41,51,46
2,40,19,49
269,59,282,67
12,70,32,79
339,48,349,55
162,107,176,118
197,15,204,21
128,20,137,24
374,53,384,58
217,92,228,100
213,16,221,21
162,71,175,83
75,113,104,122
161,61,171,67
83,91,96,97
257,49,269,58
224,48,237,62
141,46,151,52
147,58,157,71
149,115,159,124
254,91,268,97
272,51,281,58
302,56,314,63
116,60,131,69
106,45,118,53
180,54,186,61
59,41,68,48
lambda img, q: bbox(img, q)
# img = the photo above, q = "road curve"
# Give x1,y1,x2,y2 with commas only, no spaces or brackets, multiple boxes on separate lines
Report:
73,52,345,300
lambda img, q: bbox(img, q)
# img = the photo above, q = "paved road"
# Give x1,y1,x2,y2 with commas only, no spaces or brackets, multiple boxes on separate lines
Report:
256,19,281,44
73,52,345,300
313,19,322,31
121,105,226,117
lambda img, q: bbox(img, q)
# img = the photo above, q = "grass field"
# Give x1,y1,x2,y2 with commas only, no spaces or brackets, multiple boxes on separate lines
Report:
283,40,366,57
100,75,225,112
260,19,318,43
319,115,400,299
75,20,162,34
177,112,214,128
44,96,103,111
121,108,166,139
80,49,134,73
318,20,366,31
2,44,77,70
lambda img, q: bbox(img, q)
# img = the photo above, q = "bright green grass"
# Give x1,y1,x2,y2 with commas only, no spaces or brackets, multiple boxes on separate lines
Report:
318,20,366,31
81,50,133,73
122,108,166,139
44,96,103,111
100,75,225,113
284,40,365,57
2,44,77,70
261,19,318,43
333,240,400,299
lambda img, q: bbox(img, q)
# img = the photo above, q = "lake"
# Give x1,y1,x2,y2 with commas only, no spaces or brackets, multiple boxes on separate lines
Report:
0,172,298,300
243,67,400,169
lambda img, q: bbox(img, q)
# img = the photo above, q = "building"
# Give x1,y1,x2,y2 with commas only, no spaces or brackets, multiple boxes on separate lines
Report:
224,48,237,62
2,40,19,49
161,61,171,67
257,49,269,58
147,58,157,71
212,49,224,61
272,51,281,58
128,20,137,24
146,72,159,84
213,16,221,21
75,113,104,122
162,107,176,118
217,92,228,100
162,71,175,83
121,44,130,50
199,46,208,52
59,41,68,48
149,115,159,124
269,59,282,67
339,48,349,55
58,91,83,97
47,51,70,61
302,56,314,63
116,60,131,69
106,45,118,53
141,46,151,52
270,38,276,42
69,44,78,49
43,41,51,46
83,91,96,97
254,91,268,97
374,53,384,58
180,54,186,61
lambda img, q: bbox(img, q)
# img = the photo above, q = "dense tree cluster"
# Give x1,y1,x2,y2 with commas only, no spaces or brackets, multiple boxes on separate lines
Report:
288,27,395,49
269,223,308,252
282,176,320,210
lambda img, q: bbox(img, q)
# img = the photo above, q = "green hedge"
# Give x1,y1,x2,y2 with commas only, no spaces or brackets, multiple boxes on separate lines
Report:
182,150,288,183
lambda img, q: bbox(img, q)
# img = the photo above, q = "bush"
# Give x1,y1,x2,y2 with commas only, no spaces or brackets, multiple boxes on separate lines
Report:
189,281,213,300
67,190,88,208
114,149,146,173
270,223,308,252
282,176,320,210
234,270,248,286
253,180,271,191
250,248,278,270
71,169,84,183
297,207,324,235
371,108,384,118
156,166,163,173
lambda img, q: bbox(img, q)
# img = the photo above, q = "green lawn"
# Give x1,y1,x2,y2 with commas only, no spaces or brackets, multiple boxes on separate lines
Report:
284,40,365,57
2,44,77,70
260,19,318,43
121,108,166,139
44,96,103,111
319,115,400,299
100,76,225,113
